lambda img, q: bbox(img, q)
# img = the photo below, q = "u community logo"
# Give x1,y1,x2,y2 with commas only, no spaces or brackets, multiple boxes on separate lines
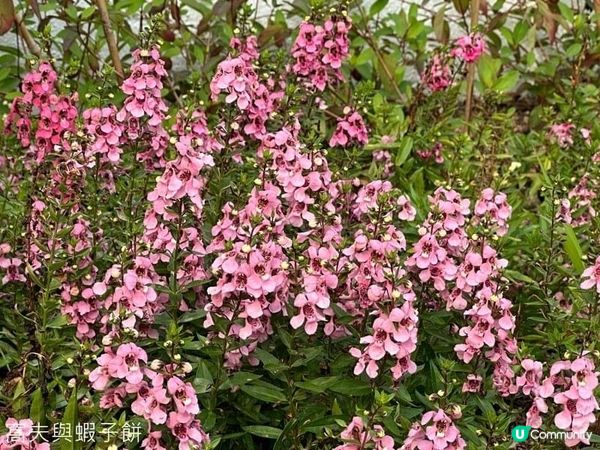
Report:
511,425,592,444
512,426,531,443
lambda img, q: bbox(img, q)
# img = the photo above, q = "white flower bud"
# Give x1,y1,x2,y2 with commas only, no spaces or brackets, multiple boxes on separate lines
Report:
150,359,163,370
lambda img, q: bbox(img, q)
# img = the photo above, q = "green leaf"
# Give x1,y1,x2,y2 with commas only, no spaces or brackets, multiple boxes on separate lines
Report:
193,377,212,394
47,315,68,329
12,379,26,417
493,70,519,93
565,43,582,58
0,0,15,35
222,371,262,389
563,224,584,273
477,398,497,423
243,425,283,439
61,392,80,450
240,384,287,403
329,379,371,396
30,388,45,424
179,310,207,322
557,2,574,23
504,269,537,285
433,5,448,44
452,0,469,15
253,348,286,373
369,0,389,16
477,55,501,88
394,137,413,167
81,6,95,19
296,376,339,393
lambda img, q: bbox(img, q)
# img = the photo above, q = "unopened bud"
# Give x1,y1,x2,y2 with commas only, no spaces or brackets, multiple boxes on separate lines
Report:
150,359,163,370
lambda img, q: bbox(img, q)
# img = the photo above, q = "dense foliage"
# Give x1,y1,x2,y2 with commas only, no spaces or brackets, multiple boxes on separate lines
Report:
1,0,600,449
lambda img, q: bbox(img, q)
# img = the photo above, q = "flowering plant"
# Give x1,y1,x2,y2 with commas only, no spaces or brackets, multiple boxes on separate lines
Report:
0,1,600,449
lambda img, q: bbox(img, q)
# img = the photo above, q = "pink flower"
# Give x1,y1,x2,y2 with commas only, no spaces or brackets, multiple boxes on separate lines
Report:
0,257,26,284
131,385,170,424
402,410,465,450
554,385,597,433
407,233,447,270
549,123,575,148
166,412,209,450
167,377,200,415
142,431,167,450
109,343,148,385
290,292,328,335
462,374,482,393
0,418,51,449
526,396,548,428
360,315,401,360
350,347,380,378
516,359,543,396
292,19,351,91
329,110,369,147
417,143,444,164
422,55,451,91
451,33,486,63
339,416,368,444
581,256,600,293
335,417,395,450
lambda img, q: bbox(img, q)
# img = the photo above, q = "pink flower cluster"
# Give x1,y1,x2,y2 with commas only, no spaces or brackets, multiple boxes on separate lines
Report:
210,37,284,141
581,256,600,293
89,343,209,450
0,419,50,450
549,123,576,148
88,107,219,450
372,137,394,177
60,218,104,339
145,110,216,241
516,356,599,447
401,409,465,450
338,182,417,380
562,175,597,227
4,61,78,162
450,33,486,63
417,143,444,164
206,178,291,366
421,55,452,92
116,46,169,168
82,106,124,163
405,187,517,395
334,416,395,450
350,305,418,380
0,243,25,285
291,18,351,91
329,108,369,147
